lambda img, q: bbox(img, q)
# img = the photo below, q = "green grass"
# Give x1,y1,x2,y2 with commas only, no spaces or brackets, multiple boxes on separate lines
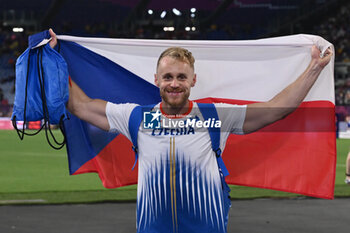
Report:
0,130,349,204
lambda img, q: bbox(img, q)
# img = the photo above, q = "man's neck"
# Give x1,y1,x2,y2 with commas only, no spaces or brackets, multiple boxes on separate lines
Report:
160,100,192,117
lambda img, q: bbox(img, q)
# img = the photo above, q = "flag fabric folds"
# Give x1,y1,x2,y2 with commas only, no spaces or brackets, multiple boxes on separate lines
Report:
56,34,335,199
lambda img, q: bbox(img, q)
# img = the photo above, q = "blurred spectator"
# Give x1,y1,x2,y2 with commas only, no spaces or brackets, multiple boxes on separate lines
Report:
0,88,4,102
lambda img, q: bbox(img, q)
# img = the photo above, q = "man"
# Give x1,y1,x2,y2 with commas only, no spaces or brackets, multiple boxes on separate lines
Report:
346,151,350,184
49,29,332,233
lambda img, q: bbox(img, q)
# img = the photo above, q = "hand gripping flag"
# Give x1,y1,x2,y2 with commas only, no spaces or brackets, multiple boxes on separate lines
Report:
55,34,335,199
12,30,69,149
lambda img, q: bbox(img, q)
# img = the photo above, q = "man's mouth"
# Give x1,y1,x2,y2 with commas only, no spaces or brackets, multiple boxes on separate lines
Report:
166,89,183,96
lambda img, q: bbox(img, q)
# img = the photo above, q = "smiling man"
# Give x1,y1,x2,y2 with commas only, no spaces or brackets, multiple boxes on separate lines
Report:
49,29,332,233
155,47,196,116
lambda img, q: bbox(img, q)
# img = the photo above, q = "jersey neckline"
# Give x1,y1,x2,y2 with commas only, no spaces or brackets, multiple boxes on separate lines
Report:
160,101,193,119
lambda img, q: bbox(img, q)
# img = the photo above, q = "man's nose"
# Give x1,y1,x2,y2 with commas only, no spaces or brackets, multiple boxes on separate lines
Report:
170,79,179,88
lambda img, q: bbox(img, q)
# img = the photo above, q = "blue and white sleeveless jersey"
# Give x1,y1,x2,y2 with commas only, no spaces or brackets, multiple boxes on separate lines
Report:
106,101,246,233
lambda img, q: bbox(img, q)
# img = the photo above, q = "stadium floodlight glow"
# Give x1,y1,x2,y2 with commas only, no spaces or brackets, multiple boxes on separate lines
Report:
163,26,175,32
191,27,196,31
160,10,167,18
190,8,196,13
185,27,190,31
191,13,195,18
148,9,153,15
172,8,181,16
13,27,24,32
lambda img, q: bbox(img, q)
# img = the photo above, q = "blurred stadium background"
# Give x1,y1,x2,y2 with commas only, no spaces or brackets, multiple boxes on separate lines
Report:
0,0,350,203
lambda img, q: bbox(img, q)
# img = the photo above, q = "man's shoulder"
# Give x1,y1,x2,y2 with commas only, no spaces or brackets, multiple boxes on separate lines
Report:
107,102,139,112
106,102,140,119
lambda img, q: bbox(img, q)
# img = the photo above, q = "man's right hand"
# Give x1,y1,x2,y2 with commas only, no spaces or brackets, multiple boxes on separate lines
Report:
49,28,57,49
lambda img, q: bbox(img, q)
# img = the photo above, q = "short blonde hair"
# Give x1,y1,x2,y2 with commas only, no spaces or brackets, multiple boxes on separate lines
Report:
157,47,195,69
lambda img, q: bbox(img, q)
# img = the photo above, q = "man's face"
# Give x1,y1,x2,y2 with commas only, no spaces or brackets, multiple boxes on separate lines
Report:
155,56,196,109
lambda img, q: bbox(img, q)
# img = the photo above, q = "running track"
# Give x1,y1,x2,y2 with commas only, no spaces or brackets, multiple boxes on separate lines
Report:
0,198,349,233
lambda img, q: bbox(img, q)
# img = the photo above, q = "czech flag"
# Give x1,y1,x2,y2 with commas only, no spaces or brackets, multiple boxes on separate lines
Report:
56,34,335,199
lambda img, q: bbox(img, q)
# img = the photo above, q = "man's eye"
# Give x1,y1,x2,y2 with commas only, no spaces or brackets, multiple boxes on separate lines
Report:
164,75,172,80
178,75,187,80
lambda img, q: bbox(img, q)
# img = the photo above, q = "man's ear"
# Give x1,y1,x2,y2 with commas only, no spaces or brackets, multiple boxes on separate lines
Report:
154,74,159,87
191,74,197,87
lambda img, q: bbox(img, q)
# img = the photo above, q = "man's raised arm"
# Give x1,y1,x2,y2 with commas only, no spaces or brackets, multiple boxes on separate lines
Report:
243,45,333,134
49,29,110,131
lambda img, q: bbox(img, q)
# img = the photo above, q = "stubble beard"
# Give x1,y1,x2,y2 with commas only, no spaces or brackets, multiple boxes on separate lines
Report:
160,88,190,110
